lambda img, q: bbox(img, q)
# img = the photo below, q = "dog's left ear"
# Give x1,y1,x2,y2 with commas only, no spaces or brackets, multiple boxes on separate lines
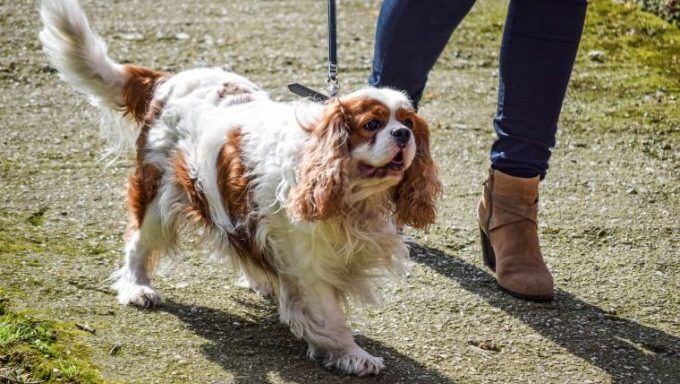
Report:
288,100,349,221
394,113,442,229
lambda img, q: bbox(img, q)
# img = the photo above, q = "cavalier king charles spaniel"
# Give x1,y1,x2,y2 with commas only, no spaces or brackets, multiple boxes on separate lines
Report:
40,0,441,375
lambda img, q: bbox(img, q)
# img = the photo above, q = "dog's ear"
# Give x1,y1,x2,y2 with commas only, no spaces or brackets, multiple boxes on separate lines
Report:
394,113,442,229
288,101,349,221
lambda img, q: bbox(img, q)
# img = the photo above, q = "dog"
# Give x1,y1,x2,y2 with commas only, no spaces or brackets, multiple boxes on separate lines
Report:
39,0,441,375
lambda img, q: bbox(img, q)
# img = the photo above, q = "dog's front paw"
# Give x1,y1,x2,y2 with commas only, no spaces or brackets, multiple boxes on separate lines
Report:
326,347,384,376
114,282,163,308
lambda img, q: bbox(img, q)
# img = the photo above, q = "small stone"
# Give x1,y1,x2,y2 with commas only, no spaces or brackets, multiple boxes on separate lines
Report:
588,50,605,62
175,32,190,40
109,343,122,356
118,32,144,41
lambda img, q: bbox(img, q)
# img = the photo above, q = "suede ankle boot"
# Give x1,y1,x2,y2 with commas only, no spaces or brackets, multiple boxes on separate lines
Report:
477,169,554,301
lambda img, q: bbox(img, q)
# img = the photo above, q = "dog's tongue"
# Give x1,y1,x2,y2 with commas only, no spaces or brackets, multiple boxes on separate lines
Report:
387,152,404,169
358,162,377,177
358,152,405,177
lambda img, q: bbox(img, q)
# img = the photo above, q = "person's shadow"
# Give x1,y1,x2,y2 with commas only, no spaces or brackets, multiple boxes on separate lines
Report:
409,243,680,383
161,298,452,384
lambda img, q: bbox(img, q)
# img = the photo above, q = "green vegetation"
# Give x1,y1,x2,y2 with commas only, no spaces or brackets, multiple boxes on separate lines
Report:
26,208,48,227
568,0,680,139
581,0,680,86
627,0,680,26
0,292,107,384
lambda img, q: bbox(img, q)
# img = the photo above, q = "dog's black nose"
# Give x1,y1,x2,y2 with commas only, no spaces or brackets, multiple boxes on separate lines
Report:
391,127,411,148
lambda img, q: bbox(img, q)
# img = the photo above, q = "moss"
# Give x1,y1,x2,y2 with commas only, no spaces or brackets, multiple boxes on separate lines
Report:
26,207,48,227
0,293,109,384
567,0,680,134
578,0,680,92
625,0,680,26
0,213,112,258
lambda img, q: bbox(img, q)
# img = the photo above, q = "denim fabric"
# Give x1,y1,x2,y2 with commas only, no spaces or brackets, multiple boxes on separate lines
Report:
369,0,587,178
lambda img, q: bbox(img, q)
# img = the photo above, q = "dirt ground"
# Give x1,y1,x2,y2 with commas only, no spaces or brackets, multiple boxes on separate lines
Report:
1,0,678,383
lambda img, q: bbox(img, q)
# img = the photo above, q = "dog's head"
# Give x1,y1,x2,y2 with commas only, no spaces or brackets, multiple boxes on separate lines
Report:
289,88,442,228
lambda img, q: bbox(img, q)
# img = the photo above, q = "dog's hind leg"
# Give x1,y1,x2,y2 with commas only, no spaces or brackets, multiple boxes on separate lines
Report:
112,196,166,308
112,162,168,308
278,277,384,376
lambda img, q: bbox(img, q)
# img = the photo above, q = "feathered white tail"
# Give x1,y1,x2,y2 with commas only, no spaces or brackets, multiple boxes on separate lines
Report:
39,0,165,158
39,0,126,108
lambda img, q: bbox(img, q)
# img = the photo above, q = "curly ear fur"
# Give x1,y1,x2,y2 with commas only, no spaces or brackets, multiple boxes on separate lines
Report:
395,113,442,229
288,101,349,221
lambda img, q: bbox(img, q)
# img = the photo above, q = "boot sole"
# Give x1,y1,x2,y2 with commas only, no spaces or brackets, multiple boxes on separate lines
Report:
479,227,554,302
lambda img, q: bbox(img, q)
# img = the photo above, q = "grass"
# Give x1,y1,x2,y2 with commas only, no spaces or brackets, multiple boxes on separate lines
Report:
26,208,48,227
573,0,680,129
0,292,108,384
0,211,114,257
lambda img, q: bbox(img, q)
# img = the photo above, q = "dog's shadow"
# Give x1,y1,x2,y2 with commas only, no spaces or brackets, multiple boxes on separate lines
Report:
160,298,451,384
159,243,679,383
410,244,680,383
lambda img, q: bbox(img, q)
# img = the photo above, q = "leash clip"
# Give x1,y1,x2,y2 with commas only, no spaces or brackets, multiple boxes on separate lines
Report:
287,0,340,103
327,74,340,98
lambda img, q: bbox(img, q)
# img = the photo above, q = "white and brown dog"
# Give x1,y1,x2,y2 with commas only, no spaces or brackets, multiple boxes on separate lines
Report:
40,0,441,375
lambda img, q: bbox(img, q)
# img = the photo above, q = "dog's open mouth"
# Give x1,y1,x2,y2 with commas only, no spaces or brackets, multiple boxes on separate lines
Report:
358,152,405,178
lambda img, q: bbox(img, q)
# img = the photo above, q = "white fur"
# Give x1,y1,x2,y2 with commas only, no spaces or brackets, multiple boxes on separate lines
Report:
39,0,137,158
40,0,419,376
39,0,127,107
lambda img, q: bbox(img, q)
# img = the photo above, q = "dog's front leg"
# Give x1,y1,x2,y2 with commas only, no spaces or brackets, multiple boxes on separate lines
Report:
278,277,384,376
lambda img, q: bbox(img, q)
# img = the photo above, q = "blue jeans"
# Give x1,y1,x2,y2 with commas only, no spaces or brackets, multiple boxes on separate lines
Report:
369,0,588,178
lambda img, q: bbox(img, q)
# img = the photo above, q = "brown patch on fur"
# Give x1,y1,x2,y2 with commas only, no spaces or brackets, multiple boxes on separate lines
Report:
173,152,213,225
218,82,251,97
289,99,350,221
122,65,165,124
213,128,275,276
341,98,390,148
217,82,257,106
126,98,166,229
216,128,249,221
127,164,162,229
393,109,442,229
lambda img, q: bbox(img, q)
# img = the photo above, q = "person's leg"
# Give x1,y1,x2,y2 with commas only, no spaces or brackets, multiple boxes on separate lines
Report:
479,0,588,301
369,0,477,107
491,0,588,178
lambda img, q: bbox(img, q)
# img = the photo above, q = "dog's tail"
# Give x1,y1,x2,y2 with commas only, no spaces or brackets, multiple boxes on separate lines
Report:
39,0,164,155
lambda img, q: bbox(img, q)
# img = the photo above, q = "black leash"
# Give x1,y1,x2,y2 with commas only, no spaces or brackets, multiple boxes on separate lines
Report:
326,0,339,97
288,0,338,102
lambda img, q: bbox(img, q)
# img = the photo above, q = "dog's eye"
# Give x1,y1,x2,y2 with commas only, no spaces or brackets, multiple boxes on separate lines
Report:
403,119,413,129
364,119,382,131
